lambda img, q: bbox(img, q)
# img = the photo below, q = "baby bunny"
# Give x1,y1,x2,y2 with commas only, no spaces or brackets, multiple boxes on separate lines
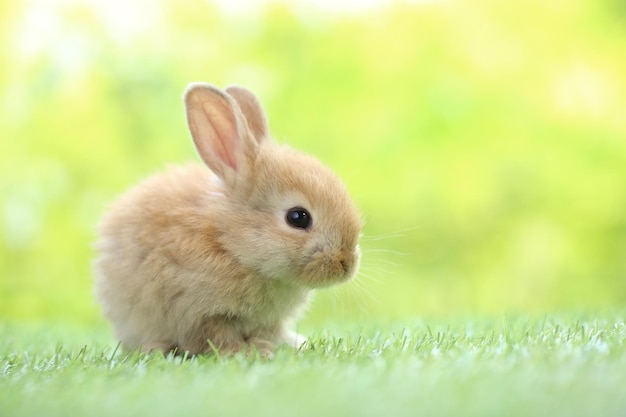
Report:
94,83,362,356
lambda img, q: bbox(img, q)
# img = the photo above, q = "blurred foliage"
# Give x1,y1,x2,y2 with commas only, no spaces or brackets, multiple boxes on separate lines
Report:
1,0,626,324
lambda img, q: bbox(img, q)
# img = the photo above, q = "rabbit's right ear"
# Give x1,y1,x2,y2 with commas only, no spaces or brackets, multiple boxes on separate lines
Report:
184,83,257,188
225,86,269,143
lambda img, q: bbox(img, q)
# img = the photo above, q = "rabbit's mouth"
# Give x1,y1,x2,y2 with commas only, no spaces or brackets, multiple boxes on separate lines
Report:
299,246,361,288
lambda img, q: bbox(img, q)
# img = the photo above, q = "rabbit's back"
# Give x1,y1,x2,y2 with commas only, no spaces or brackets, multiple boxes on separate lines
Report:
94,164,230,349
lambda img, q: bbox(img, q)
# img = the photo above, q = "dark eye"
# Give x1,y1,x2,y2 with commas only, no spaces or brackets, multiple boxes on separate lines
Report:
285,207,312,229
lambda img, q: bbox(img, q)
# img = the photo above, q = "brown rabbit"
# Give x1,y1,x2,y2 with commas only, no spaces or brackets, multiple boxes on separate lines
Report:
94,83,362,356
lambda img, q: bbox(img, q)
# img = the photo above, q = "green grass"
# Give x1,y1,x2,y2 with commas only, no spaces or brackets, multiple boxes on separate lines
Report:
2,314,626,417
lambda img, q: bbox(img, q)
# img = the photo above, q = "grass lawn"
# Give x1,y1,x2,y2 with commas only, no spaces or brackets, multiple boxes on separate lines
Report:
1,313,625,417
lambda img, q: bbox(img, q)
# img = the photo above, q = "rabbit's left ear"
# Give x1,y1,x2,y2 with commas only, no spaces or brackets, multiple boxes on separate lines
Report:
226,85,269,143
184,83,257,188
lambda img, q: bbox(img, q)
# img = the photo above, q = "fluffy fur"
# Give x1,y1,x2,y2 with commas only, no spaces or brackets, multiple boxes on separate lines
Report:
94,83,362,356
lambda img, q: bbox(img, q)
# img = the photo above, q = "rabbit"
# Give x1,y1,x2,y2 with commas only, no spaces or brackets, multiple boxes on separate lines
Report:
94,83,363,357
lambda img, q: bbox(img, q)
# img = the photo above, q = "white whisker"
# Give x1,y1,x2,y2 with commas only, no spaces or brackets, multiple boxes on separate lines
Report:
361,226,422,241
361,248,409,256
359,264,385,275
348,277,380,308
363,259,401,270
356,271,382,285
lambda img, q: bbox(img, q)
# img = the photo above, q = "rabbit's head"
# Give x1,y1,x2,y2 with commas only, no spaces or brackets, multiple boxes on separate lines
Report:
185,84,363,288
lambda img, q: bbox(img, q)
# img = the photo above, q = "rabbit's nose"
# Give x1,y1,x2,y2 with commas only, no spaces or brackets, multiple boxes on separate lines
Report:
339,250,358,277
340,258,350,274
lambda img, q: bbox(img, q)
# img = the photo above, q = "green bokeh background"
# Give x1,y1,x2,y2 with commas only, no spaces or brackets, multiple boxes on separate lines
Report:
1,0,625,325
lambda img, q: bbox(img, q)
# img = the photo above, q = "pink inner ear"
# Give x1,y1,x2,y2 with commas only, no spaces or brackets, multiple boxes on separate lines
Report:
202,100,239,172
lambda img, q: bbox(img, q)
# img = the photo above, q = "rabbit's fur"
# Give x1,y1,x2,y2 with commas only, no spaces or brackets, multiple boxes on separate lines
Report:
94,84,362,356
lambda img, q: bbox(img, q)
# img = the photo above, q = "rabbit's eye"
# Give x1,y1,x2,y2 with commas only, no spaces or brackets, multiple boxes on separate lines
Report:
286,207,312,230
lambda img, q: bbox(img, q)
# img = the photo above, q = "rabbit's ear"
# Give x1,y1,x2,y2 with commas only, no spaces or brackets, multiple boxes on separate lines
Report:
184,83,257,186
226,86,269,143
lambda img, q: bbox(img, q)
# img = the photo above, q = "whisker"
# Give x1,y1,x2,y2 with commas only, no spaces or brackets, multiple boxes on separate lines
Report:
360,260,391,273
348,277,380,307
360,267,387,278
363,255,403,268
361,248,409,257
359,264,386,274
363,259,401,270
356,270,382,284
361,226,423,241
